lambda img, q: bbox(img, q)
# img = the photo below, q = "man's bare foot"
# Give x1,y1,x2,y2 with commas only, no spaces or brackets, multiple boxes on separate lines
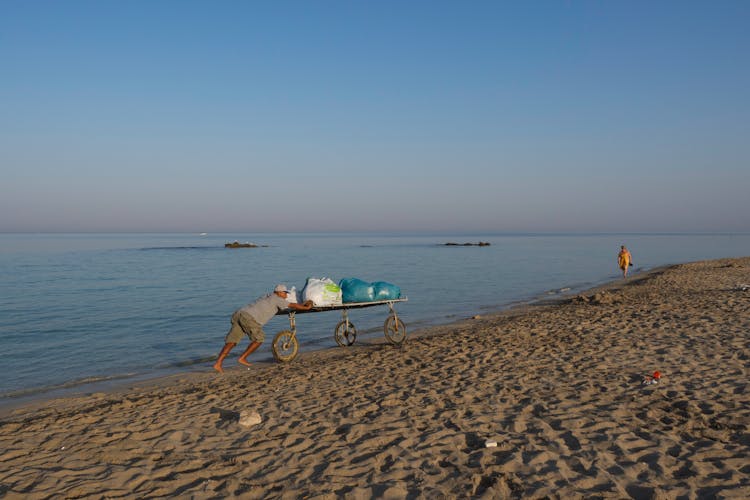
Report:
238,358,252,368
213,361,224,373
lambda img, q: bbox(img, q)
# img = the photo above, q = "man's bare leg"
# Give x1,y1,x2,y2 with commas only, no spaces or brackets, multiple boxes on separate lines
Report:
238,341,262,367
213,342,237,373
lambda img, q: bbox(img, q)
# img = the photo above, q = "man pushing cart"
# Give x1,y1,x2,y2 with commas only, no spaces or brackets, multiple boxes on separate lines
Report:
213,279,408,371
213,284,313,373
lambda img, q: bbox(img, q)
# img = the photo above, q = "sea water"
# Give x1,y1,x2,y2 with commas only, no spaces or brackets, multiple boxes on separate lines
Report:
1,232,748,402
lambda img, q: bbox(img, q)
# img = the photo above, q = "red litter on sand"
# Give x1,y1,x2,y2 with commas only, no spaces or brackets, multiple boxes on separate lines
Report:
643,370,662,385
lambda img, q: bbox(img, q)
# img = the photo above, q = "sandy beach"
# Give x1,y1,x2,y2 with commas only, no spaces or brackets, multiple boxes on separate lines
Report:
1,257,749,499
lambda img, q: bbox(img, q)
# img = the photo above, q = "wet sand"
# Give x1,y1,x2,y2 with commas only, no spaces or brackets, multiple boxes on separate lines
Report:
1,257,749,498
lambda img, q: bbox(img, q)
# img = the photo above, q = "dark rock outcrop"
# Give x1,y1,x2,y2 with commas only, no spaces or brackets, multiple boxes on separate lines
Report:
225,241,259,248
443,242,491,247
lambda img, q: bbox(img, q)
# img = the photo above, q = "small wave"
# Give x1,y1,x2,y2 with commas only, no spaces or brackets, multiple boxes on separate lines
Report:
0,372,138,400
156,356,217,369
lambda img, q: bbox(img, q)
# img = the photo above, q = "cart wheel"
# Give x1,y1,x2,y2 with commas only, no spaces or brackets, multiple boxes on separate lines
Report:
384,315,407,344
271,330,299,363
334,320,357,347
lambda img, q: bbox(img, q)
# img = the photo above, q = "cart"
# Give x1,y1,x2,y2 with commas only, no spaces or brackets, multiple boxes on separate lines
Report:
271,298,408,363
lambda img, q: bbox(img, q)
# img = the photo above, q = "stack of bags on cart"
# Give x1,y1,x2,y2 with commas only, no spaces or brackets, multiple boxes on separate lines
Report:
291,277,401,307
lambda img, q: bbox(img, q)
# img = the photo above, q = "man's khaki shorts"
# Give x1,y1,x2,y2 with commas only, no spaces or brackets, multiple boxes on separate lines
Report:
225,311,265,344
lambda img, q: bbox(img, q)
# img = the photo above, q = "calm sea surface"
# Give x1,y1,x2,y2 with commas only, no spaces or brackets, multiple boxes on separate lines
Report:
1,232,748,403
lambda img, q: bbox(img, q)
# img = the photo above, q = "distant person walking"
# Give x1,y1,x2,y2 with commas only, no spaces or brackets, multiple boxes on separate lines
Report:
213,284,313,373
618,245,633,278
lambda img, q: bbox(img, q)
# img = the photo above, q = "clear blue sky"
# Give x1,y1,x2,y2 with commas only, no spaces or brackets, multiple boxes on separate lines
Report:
2,1,748,233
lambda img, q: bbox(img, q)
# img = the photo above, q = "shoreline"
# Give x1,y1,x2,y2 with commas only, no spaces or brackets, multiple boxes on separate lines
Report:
2,257,748,497
0,263,689,417
0,267,630,413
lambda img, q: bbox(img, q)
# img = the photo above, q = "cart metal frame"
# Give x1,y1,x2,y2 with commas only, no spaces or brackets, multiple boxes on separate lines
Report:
270,298,408,363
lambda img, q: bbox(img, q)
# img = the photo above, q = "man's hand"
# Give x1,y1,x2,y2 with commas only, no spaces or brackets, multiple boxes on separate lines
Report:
289,300,314,312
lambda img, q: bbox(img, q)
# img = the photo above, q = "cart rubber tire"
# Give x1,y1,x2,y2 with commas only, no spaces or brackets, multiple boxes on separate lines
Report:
384,315,407,344
334,320,357,347
271,330,299,363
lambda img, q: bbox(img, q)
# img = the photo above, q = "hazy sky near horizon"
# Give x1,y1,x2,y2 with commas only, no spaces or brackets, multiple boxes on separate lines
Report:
2,1,749,233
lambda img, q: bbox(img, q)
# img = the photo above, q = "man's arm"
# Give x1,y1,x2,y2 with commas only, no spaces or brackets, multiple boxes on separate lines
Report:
288,300,314,311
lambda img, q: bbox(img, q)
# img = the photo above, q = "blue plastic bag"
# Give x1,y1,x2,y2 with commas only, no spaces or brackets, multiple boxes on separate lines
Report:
339,278,401,302
339,278,375,303
372,281,401,300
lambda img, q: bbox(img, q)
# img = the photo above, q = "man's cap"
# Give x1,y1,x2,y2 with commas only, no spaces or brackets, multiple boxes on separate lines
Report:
274,284,289,293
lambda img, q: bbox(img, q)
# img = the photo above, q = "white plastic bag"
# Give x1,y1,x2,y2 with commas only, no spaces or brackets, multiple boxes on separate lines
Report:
302,277,342,306
285,286,299,304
